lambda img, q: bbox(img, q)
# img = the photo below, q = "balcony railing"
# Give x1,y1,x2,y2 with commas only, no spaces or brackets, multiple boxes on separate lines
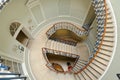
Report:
42,48,80,73
46,22,89,38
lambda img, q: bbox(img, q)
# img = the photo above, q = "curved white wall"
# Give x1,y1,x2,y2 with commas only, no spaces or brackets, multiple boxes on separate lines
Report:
101,0,120,80
0,0,31,60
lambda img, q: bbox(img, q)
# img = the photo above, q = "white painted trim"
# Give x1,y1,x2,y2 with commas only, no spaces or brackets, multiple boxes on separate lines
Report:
99,0,118,80
26,0,39,8
22,49,36,80
27,51,37,80
28,7,39,25
13,24,23,39
0,50,23,62
31,16,83,38
9,20,34,39
22,63,31,80
82,1,92,26
26,0,40,25
26,0,46,25
84,42,91,57
39,1,46,20
85,38,93,56
58,15,83,24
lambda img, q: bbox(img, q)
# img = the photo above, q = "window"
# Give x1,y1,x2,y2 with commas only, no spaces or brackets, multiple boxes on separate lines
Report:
10,22,21,36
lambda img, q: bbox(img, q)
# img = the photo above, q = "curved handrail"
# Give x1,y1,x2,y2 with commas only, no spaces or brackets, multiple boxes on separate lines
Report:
47,22,86,32
46,64,57,72
42,48,58,73
42,47,80,73
43,47,79,57
72,56,80,69
46,22,89,38
49,37,77,46
74,0,108,74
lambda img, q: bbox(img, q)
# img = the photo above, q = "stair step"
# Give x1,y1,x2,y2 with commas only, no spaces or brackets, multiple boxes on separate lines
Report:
102,43,113,47
104,34,114,39
77,60,87,65
106,26,114,28
73,67,80,72
76,62,86,67
106,10,111,15
74,65,82,70
97,52,111,61
104,35,114,38
107,15,112,19
89,65,102,75
99,49,112,55
91,62,105,71
106,15,112,19
106,30,114,33
47,40,76,53
83,68,97,80
103,39,114,42
94,57,108,66
81,71,91,80
83,70,93,80
103,37,114,41
100,48,112,52
105,29,114,33
86,66,99,79
102,39,114,45
96,55,109,62
78,59,88,63
74,74,81,80
105,32,114,36
92,60,106,70
106,19,112,22
78,73,86,80
106,23,114,27
99,51,111,57
100,45,113,50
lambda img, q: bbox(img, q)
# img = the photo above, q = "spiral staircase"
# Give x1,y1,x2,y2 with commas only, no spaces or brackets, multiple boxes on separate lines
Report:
0,0,116,80
41,0,115,80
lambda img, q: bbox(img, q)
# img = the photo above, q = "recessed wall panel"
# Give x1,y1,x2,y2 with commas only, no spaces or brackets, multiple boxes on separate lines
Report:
58,0,71,15
40,0,59,19
31,5,44,23
70,0,91,25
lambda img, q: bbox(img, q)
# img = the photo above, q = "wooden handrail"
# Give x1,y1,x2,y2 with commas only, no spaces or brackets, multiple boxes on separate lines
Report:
74,0,108,74
47,22,86,33
50,38,77,46
46,22,88,38
42,47,80,73
42,48,49,63
42,48,59,73
46,64,57,72
72,56,80,69
43,47,79,57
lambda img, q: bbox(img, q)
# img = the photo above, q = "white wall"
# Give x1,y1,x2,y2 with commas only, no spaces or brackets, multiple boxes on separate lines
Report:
0,0,31,61
0,0,92,73
27,0,91,36
85,19,97,54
